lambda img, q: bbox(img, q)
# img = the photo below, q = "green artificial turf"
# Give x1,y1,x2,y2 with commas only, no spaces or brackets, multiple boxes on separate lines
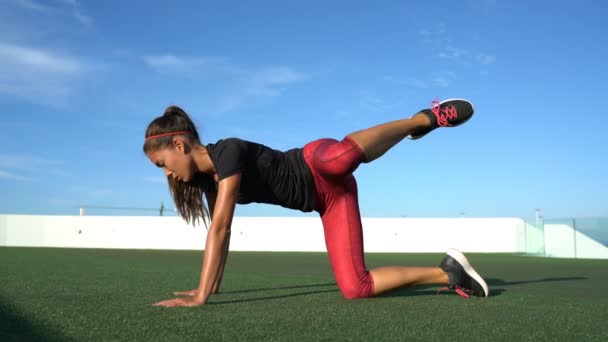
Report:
1,247,606,341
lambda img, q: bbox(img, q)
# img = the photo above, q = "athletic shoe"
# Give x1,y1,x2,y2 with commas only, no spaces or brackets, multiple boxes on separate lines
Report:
437,248,489,298
408,98,475,140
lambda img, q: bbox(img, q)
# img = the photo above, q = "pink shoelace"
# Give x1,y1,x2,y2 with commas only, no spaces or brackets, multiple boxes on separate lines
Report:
431,98,458,127
437,286,473,299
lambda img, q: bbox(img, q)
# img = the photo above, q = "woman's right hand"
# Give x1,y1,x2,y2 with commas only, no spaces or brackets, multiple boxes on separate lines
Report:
173,289,198,297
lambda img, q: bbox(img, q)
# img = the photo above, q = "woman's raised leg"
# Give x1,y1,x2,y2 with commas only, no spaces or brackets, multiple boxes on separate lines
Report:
346,114,430,163
347,98,475,162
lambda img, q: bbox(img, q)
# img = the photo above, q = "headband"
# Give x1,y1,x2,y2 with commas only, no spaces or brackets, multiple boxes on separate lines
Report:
145,131,192,141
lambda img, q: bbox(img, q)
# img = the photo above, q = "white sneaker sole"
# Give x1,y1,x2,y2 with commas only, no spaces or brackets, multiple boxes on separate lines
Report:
446,248,489,297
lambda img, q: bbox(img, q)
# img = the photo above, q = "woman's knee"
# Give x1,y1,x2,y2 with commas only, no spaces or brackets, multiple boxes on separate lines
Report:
338,277,375,299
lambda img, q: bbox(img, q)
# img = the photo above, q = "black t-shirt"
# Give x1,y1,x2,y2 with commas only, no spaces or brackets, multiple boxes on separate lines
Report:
202,138,316,212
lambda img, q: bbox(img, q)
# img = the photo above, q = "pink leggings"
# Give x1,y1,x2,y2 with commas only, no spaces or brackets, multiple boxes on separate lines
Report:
302,137,375,299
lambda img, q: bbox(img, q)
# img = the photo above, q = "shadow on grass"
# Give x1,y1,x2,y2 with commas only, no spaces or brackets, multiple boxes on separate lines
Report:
480,277,588,297
376,285,491,299
379,287,508,298
0,295,64,342
382,277,587,298
486,277,587,286
207,283,339,304
219,282,337,295
210,288,340,305
208,277,588,304
213,282,501,303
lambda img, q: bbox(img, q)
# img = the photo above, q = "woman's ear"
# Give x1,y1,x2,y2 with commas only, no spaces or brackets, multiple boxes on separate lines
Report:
173,137,191,154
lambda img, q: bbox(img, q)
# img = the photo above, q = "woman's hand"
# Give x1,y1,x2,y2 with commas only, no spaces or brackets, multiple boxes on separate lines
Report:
173,289,198,297
152,295,205,307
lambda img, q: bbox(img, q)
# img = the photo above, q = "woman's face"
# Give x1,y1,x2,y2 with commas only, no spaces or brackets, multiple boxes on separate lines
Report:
146,139,195,182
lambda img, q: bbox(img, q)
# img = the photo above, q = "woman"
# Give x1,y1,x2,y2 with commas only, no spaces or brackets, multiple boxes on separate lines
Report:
144,98,489,307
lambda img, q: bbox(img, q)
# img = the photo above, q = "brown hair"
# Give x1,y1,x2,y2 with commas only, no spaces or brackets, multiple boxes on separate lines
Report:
143,105,209,226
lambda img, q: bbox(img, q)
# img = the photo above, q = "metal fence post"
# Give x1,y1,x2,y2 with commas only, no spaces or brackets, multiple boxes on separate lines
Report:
572,218,578,259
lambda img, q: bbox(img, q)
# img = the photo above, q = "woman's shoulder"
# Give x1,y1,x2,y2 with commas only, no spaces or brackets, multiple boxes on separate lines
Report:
207,137,264,159
208,137,255,146
211,137,303,157
208,137,268,151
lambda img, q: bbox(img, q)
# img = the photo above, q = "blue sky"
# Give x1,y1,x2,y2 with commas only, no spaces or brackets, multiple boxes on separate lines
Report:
0,0,607,223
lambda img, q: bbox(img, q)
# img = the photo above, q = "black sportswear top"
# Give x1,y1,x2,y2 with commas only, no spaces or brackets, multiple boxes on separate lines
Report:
200,138,316,212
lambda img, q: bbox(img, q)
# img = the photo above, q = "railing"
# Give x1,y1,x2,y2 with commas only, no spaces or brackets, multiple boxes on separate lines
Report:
524,217,608,258
76,203,177,217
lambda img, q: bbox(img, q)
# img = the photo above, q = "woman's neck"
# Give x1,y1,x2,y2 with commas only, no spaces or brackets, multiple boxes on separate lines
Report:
192,144,216,176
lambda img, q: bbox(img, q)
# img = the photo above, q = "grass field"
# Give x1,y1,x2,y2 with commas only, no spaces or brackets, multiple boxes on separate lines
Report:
1,247,607,341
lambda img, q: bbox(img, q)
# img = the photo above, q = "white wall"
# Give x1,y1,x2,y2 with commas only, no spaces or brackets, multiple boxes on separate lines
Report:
1,216,204,250
3,215,606,258
0,215,6,246
0,214,525,253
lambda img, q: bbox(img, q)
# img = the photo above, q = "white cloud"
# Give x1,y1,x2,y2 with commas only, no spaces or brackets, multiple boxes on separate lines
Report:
402,77,430,89
73,10,92,26
0,154,69,181
13,0,48,12
0,42,87,105
438,46,468,60
50,168,72,177
0,169,32,181
419,24,446,46
219,66,307,111
143,54,230,77
392,72,456,89
146,55,205,70
418,24,496,67
0,154,64,171
435,44,496,67
249,66,306,85
58,0,79,7
437,47,495,66
71,186,112,197
0,0,97,106
431,77,450,87
89,119,142,133
476,53,496,65
145,53,308,113
48,198,78,206
0,42,82,73
10,0,93,26
143,176,167,184
0,121,37,130
90,189,112,196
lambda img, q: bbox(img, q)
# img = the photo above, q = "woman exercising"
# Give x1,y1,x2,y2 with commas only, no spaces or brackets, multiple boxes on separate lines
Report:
144,98,489,307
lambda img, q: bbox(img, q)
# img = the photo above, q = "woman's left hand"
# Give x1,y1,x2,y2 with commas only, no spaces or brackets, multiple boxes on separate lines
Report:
152,295,205,307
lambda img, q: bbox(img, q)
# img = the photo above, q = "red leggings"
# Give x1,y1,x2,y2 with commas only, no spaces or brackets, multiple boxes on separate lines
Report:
302,136,375,299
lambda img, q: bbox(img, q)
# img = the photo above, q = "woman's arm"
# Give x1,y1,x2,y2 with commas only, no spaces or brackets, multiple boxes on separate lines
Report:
153,173,240,307
211,233,231,294
205,190,231,294
193,173,240,304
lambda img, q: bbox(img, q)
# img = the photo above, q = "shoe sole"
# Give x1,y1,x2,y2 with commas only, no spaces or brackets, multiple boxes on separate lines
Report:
407,98,475,139
446,248,489,297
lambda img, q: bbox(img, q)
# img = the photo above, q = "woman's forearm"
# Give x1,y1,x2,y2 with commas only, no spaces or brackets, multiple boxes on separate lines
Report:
196,225,231,303
211,231,231,293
